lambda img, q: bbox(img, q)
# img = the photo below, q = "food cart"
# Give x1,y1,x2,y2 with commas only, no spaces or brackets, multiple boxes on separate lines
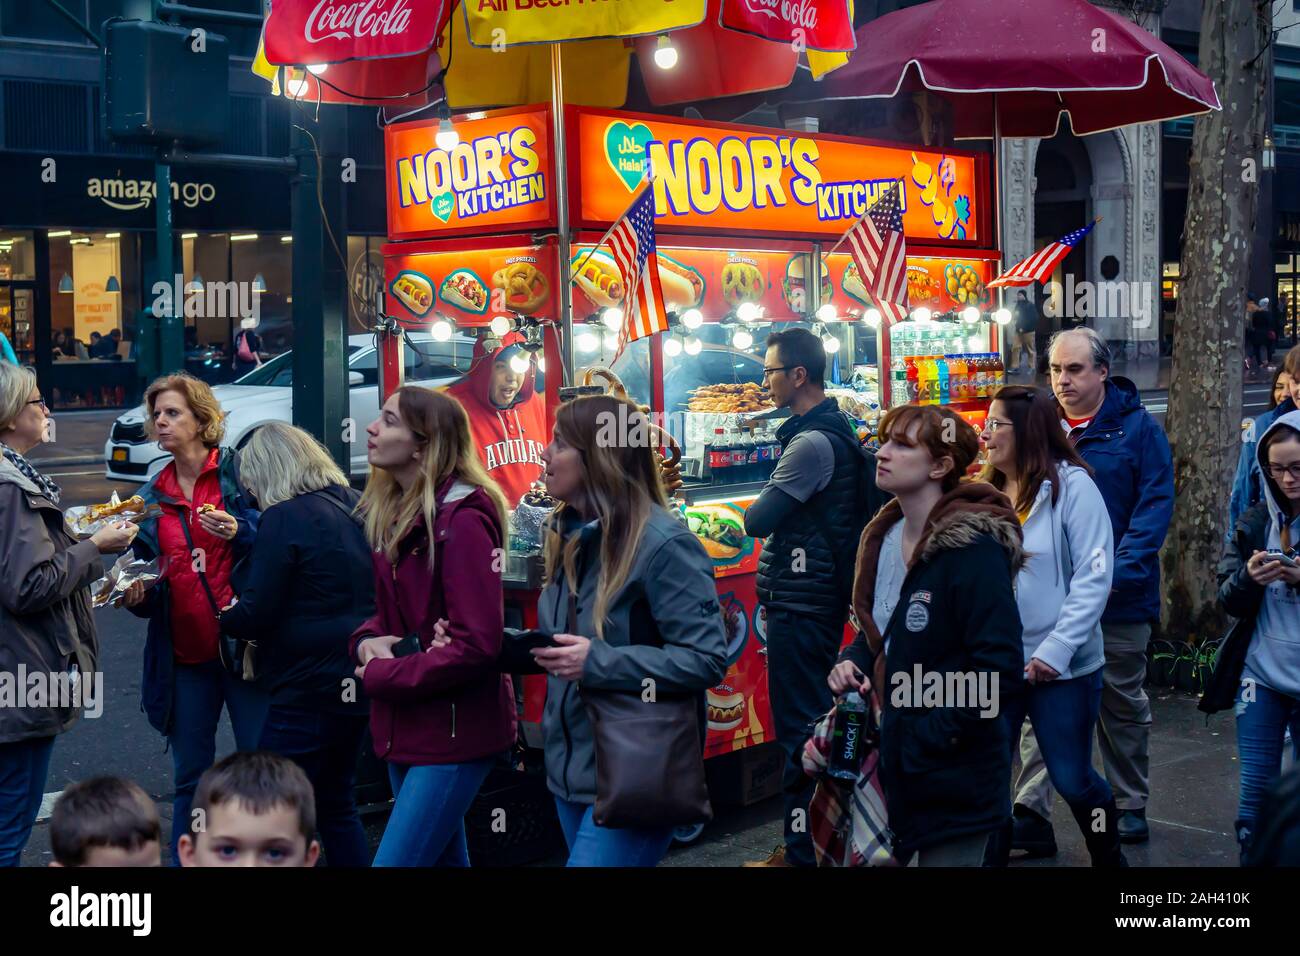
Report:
377,103,1002,816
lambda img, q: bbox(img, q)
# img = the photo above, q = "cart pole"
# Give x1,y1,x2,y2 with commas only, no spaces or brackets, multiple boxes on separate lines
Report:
992,91,1006,362
550,43,573,386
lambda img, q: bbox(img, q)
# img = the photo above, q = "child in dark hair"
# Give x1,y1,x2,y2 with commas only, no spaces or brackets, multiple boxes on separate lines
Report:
178,752,321,867
50,777,161,867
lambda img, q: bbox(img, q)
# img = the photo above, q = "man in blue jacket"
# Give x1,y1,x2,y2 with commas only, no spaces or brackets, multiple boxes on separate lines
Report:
1013,327,1174,852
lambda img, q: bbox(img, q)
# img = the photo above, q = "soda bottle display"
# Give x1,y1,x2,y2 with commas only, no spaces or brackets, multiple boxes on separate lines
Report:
949,354,967,402
828,691,868,781
905,355,919,404
990,352,1006,392
891,355,908,408
936,354,950,405
709,428,730,474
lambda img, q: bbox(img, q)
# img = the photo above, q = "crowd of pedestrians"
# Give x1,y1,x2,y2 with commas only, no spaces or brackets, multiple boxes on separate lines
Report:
1,329,1299,868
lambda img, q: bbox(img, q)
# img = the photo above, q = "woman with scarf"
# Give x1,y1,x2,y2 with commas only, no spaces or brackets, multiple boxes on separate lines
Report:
0,363,135,865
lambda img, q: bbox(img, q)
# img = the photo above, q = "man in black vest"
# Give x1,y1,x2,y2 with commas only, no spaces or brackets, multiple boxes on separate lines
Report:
742,328,887,867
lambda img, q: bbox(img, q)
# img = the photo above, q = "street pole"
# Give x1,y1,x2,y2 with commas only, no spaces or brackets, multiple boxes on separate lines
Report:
154,151,183,378
290,119,348,470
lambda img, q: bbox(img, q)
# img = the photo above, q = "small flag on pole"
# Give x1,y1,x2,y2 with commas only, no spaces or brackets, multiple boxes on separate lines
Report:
839,182,909,323
605,185,669,361
988,219,1099,289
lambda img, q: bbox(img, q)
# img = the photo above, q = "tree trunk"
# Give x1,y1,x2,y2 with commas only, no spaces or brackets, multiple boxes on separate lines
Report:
1161,0,1270,643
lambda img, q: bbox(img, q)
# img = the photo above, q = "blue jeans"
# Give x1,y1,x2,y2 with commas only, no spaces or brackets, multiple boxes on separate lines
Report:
373,757,494,867
554,798,675,867
1002,669,1113,826
0,736,56,867
168,660,269,863
1235,680,1300,837
258,705,371,867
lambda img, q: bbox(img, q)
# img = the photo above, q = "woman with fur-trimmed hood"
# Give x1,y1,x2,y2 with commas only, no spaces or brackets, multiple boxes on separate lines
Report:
829,405,1026,866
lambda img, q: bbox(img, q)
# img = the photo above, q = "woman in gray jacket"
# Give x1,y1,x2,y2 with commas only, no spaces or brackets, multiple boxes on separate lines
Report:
0,363,135,866
533,394,727,865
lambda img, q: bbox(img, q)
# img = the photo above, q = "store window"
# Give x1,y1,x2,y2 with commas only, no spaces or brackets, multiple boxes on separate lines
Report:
0,230,36,280
181,231,293,384
47,230,138,408
1276,254,1297,341
0,230,37,366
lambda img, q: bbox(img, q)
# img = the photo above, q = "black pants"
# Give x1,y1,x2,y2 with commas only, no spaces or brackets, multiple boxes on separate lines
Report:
258,704,372,867
765,607,846,867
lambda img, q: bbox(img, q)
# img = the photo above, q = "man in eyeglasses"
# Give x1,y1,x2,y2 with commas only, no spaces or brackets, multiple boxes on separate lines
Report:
741,328,888,867
1012,327,1174,854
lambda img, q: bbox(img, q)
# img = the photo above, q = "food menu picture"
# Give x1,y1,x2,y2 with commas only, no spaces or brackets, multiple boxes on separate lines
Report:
384,243,557,326
570,245,826,321
824,252,996,315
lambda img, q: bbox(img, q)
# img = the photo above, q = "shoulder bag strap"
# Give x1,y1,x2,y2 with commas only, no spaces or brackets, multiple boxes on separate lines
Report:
176,511,222,620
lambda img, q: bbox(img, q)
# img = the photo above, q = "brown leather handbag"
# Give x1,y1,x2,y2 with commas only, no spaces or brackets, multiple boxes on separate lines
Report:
571,594,713,829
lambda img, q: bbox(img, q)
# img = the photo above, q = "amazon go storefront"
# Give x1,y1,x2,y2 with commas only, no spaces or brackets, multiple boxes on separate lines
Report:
0,152,386,410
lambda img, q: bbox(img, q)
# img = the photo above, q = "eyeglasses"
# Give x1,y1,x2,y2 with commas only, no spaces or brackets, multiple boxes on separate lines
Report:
1267,463,1300,481
761,366,791,380
983,418,1014,433
25,398,48,409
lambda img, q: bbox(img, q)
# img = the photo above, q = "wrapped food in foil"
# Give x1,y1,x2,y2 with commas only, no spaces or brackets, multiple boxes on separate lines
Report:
509,481,557,553
65,490,161,539
90,554,161,609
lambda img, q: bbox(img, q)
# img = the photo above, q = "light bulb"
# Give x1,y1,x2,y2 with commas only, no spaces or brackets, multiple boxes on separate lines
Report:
431,318,453,342
663,336,683,357
912,306,932,323
601,307,624,331
653,35,678,70
816,303,837,322
732,330,753,350
993,308,1012,326
864,308,882,329
962,306,980,324
603,331,620,351
684,335,702,356
577,331,599,353
680,308,703,330
823,334,841,354
306,63,328,76
286,73,308,98
490,315,512,336
736,301,760,323
436,117,459,151
509,354,530,374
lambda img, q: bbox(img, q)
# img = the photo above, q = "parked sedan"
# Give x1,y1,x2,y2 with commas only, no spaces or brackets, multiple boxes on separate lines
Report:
105,332,476,482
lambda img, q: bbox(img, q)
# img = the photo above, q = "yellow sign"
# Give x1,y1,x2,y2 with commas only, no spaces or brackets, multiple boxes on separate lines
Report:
464,0,706,47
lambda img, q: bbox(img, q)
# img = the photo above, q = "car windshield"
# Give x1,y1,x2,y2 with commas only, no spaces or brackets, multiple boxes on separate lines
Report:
231,340,471,388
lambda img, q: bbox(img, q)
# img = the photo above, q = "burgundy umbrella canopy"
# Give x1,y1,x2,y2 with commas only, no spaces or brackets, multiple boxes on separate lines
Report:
818,0,1220,138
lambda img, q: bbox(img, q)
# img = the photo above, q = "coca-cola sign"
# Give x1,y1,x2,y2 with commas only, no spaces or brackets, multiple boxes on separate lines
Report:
720,0,855,52
304,0,412,43
264,0,444,66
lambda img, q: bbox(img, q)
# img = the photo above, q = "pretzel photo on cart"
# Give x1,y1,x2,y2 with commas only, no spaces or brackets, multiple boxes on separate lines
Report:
580,366,683,496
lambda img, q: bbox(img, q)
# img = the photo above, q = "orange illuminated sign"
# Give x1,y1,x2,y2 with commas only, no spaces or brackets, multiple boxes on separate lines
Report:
574,108,983,244
385,107,555,242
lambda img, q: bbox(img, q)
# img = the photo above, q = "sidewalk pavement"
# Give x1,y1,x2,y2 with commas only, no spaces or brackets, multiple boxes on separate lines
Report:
30,409,120,468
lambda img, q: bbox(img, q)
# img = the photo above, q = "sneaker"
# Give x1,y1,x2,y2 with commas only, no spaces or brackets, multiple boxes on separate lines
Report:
1011,804,1058,858
1118,808,1149,844
742,845,792,867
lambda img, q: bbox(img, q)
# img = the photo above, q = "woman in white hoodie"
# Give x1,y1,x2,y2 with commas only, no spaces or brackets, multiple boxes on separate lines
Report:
979,385,1124,867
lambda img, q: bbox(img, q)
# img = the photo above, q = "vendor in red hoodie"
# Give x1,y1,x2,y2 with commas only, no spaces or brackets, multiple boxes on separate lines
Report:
350,386,515,867
445,332,547,507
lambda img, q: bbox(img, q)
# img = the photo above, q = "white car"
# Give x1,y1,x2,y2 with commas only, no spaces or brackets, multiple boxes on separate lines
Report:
105,332,476,483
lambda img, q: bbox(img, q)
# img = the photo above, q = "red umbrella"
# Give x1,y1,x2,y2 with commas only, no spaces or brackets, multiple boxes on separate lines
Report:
818,0,1219,138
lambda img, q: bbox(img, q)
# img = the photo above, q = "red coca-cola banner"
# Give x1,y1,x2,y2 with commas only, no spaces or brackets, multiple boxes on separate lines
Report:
264,0,448,66
719,0,855,52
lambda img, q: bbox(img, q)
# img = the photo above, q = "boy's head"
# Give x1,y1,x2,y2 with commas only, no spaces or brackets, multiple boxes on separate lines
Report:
50,777,161,867
178,752,319,868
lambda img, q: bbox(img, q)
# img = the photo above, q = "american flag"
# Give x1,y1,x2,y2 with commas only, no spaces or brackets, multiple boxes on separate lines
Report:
989,220,1098,289
843,182,909,323
607,185,668,358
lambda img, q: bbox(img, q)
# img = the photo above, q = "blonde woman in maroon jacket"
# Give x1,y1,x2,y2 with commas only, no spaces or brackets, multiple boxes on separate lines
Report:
350,386,514,867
